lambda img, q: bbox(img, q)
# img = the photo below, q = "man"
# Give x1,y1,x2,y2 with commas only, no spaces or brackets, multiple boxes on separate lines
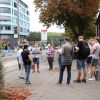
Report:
17,44,24,79
90,38,100,80
58,37,73,85
21,45,34,85
31,44,41,73
74,36,87,83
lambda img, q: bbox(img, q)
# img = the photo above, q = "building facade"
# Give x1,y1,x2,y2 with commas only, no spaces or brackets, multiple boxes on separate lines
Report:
0,0,30,47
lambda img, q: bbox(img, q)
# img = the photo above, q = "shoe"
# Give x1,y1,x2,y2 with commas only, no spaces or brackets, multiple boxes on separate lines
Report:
32,70,35,73
89,77,95,81
81,79,86,83
37,71,40,73
57,82,62,86
25,81,31,85
19,76,24,79
73,79,81,83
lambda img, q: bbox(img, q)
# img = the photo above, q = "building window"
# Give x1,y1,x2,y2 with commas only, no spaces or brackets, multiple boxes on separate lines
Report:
27,11,29,15
0,26,3,30
5,26,11,30
0,7,11,13
0,16,11,22
14,2,17,8
14,10,17,15
0,0,11,5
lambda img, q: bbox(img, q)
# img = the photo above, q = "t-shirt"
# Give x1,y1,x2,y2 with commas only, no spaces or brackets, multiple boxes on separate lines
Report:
77,41,85,60
17,49,23,64
92,43,100,59
21,50,31,65
31,47,41,58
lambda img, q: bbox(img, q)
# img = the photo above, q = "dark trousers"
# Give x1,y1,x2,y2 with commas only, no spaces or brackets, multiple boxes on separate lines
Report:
58,65,71,84
47,57,53,69
58,54,62,68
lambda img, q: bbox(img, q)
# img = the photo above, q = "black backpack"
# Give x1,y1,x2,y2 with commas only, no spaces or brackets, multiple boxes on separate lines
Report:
82,41,90,59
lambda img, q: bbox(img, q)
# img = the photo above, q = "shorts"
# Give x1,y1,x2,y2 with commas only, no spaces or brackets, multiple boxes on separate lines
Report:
91,58,98,66
86,57,92,64
77,60,86,70
33,58,39,64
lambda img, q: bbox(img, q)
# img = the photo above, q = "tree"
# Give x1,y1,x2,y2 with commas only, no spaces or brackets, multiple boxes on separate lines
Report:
34,0,99,37
26,32,41,44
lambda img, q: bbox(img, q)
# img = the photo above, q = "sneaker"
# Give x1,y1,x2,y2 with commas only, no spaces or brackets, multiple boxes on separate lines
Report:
57,82,62,86
81,79,86,83
89,77,95,81
73,79,81,83
37,71,40,73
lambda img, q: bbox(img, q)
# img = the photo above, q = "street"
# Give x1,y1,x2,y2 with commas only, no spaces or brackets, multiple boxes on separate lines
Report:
2,51,100,100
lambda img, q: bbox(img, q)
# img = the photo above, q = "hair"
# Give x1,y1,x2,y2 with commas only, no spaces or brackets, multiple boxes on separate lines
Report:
78,36,84,40
24,45,28,49
64,36,70,42
19,44,23,48
94,37,100,44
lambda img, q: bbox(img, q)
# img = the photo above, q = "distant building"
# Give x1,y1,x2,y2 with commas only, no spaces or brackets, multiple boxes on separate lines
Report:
96,12,100,37
0,0,30,47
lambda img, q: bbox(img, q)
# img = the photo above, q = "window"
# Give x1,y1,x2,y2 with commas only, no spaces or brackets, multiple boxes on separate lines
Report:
1,35,9,39
0,7,11,13
0,26,3,30
0,16,11,22
5,26,11,30
27,11,29,15
14,10,17,15
0,0,11,5
14,2,17,8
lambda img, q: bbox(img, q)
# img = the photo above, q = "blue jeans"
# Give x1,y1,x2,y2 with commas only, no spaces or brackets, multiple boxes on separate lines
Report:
58,65,71,84
24,64,31,83
77,60,86,70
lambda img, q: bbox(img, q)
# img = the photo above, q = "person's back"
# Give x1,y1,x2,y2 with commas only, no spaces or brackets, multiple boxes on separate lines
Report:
58,37,72,85
61,43,72,65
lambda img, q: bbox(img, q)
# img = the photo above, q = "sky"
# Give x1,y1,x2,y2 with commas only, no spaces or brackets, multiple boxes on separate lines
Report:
23,0,64,33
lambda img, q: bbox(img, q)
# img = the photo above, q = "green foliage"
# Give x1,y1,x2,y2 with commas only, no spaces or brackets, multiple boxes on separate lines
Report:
0,61,4,88
47,32,63,36
26,32,41,44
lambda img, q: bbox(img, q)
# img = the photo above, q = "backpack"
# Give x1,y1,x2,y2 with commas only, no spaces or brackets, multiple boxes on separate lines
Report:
82,41,90,59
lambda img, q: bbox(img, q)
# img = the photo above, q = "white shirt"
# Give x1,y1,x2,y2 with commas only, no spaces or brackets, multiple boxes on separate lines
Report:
17,49,23,64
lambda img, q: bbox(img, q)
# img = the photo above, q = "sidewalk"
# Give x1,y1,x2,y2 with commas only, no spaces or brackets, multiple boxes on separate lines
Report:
3,55,100,100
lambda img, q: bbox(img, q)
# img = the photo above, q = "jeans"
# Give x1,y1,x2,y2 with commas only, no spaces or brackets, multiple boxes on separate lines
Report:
24,64,31,83
47,57,53,69
77,60,86,70
58,65,71,84
58,54,62,68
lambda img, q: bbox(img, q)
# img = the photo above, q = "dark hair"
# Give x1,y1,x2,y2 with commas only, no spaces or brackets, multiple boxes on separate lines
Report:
24,45,28,49
64,36,70,42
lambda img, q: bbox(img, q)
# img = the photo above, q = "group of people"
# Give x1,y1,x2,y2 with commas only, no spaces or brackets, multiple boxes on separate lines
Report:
17,43,41,85
16,35,100,85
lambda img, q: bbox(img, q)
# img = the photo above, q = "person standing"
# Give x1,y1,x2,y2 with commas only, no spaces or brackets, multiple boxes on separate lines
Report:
90,38,100,80
31,44,41,73
74,36,88,83
58,37,73,85
17,44,24,79
46,44,55,70
21,45,34,85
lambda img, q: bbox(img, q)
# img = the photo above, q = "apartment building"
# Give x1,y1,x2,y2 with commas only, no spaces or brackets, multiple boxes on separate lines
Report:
0,0,30,47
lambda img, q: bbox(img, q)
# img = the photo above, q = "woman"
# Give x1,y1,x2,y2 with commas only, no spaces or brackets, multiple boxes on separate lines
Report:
46,44,55,70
